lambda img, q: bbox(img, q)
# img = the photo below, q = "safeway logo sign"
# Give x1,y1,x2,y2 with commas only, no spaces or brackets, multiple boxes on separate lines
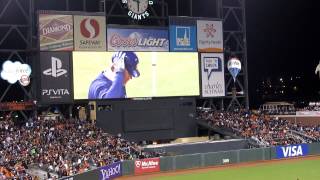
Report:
276,144,309,159
43,57,67,77
80,18,100,39
134,158,160,175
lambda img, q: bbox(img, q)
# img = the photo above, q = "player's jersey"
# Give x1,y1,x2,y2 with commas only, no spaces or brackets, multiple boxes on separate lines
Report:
88,72,126,99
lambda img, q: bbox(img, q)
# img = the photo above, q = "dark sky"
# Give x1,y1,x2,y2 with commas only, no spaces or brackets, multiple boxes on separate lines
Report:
246,0,320,106
1,0,320,107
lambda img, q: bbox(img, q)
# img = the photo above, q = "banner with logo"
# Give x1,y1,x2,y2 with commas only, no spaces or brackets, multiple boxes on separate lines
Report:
39,14,73,51
296,111,320,116
134,158,160,175
99,162,122,180
74,15,106,51
169,17,197,52
107,28,169,51
197,20,223,52
40,52,72,103
201,53,225,97
276,144,309,159
1,60,31,86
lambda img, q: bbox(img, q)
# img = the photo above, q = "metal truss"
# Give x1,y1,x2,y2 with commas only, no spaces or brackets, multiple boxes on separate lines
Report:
0,0,36,120
220,0,249,110
0,0,34,103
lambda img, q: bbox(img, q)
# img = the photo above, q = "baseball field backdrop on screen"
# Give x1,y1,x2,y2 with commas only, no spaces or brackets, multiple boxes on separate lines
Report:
73,52,200,99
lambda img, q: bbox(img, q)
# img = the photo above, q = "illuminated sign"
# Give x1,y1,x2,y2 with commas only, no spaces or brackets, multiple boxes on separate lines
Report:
0,60,31,86
122,0,154,20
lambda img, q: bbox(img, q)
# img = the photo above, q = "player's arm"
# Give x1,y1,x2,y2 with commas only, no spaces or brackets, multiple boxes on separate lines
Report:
99,72,125,98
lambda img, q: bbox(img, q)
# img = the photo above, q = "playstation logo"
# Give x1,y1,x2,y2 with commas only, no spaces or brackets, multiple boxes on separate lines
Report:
43,57,67,77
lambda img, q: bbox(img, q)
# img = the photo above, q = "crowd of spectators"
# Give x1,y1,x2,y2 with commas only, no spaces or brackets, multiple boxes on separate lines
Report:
261,108,296,115
0,114,159,179
197,108,320,147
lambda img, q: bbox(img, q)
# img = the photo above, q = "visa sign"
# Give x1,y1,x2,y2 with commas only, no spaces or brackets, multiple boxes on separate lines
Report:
276,144,309,159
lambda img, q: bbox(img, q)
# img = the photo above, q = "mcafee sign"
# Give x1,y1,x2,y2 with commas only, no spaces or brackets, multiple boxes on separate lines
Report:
134,158,160,174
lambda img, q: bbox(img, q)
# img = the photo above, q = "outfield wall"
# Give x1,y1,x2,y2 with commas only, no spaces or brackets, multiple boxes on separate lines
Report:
144,139,249,156
59,142,320,180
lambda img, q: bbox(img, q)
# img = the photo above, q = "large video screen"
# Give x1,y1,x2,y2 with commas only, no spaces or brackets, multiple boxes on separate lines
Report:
73,52,199,99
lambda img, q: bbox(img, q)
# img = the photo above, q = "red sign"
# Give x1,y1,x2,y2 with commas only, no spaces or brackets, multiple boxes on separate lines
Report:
134,158,160,175
0,101,35,111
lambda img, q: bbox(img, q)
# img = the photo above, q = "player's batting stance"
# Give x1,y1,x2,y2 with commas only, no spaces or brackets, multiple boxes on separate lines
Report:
88,51,140,99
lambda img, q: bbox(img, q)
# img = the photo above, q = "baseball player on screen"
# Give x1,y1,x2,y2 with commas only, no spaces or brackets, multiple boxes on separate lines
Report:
88,51,140,99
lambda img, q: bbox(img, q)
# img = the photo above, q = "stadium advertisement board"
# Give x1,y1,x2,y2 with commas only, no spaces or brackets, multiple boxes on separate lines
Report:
200,53,225,97
39,14,74,51
0,60,32,86
40,52,72,103
296,111,320,116
72,51,199,100
99,162,122,180
107,28,169,51
74,15,107,51
276,144,309,159
169,17,197,52
134,158,160,174
197,20,223,52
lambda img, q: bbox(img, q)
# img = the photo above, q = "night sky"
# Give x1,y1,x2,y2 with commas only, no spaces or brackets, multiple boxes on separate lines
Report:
246,0,320,107
0,0,320,108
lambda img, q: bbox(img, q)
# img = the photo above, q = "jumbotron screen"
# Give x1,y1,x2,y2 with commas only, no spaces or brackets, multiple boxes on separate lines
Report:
73,52,199,100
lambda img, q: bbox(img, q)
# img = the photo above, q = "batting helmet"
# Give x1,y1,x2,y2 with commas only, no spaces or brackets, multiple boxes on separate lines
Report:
112,51,140,77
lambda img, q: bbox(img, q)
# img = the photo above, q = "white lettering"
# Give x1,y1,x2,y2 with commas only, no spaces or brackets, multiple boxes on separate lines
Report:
42,24,71,35
138,38,166,47
128,11,149,20
282,147,290,157
281,145,303,157
42,89,70,96
110,35,167,48
100,164,120,180
297,146,303,156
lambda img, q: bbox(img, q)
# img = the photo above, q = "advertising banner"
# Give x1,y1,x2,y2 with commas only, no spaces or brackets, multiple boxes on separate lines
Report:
40,52,72,103
197,20,223,52
276,144,309,159
1,60,31,86
169,17,197,52
72,52,199,100
107,28,169,51
201,53,225,97
0,101,35,111
134,158,160,174
39,14,73,51
74,15,106,51
99,162,122,180
296,111,320,116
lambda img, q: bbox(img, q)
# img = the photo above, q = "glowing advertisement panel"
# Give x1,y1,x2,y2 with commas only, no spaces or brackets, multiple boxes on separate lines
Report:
73,52,199,100
107,28,169,51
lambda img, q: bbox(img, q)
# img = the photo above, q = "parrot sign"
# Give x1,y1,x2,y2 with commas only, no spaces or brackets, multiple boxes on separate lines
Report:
227,57,241,82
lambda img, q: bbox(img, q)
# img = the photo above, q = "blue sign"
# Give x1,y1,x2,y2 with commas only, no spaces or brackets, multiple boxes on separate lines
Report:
169,25,197,52
107,27,169,51
169,17,197,52
276,144,309,159
99,162,122,180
